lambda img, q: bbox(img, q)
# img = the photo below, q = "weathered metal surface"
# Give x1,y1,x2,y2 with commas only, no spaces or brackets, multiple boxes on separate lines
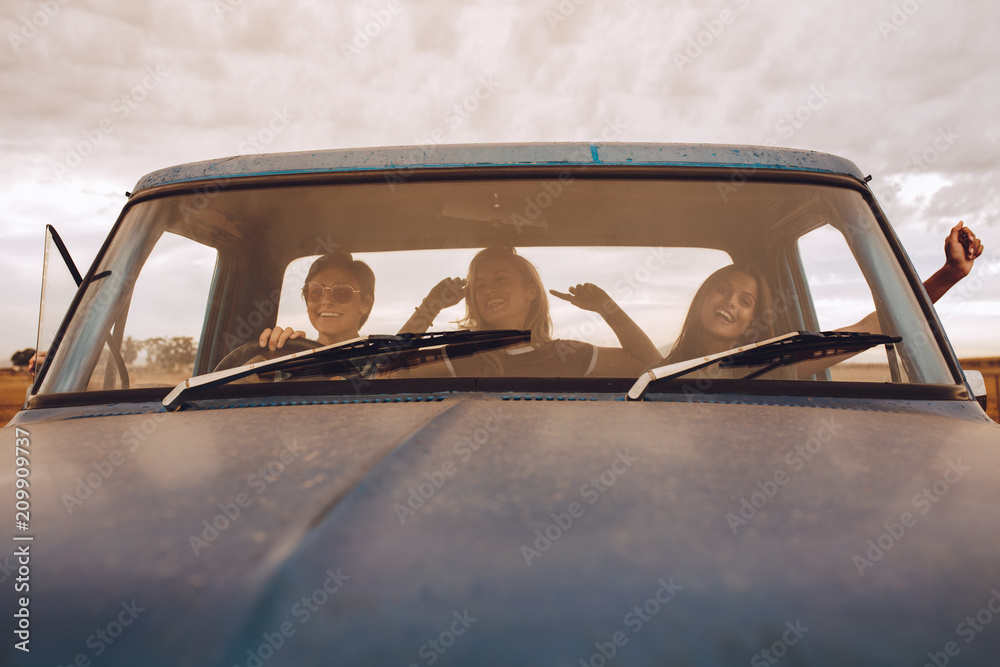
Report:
5,395,1000,665
130,143,866,193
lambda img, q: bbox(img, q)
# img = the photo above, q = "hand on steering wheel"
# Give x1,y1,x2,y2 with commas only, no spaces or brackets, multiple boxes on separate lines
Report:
213,336,323,373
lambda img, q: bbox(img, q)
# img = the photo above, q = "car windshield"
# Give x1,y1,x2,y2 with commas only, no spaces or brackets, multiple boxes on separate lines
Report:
36,173,957,397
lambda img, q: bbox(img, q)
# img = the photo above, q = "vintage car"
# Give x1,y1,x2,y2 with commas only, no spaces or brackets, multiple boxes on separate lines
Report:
5,144,1000,666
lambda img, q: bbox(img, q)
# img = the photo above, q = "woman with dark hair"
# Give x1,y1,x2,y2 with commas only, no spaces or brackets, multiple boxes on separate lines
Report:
662,264,774,365
403,246,660,377
259,250,375,350
660,221,984,368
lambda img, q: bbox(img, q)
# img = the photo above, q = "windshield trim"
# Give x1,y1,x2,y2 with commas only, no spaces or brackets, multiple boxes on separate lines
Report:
34,163,965,399
23,377,972,412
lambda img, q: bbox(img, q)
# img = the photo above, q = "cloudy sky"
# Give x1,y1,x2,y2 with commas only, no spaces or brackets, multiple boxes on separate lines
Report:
2,0,999,363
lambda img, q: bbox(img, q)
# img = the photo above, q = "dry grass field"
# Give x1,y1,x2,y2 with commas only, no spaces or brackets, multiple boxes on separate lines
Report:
0,369,31,426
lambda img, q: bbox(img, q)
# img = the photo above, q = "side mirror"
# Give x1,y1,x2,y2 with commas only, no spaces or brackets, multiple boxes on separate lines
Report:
963,369,989,412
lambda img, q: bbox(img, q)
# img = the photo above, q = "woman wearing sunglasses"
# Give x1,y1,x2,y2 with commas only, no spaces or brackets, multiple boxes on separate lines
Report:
258,251,375,351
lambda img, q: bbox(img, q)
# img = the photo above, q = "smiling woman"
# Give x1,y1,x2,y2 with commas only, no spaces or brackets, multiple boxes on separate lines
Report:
662,264,774,365
400,245,661,377
259,251,375,352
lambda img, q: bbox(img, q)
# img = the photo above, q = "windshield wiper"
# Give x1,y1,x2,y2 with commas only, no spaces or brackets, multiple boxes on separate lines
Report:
163,330,531,411
626,331,902,401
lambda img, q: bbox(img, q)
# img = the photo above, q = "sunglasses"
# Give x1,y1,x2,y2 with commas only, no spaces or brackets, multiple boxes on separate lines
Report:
302,282,363,304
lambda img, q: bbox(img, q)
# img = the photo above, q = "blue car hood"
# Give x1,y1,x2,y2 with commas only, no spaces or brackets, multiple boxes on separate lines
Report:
5,394,1000,666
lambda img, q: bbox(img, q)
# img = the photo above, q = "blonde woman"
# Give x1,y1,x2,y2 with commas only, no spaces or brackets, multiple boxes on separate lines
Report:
401,247,659,377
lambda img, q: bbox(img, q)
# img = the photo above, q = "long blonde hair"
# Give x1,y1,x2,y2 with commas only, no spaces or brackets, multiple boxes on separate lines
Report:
456,247,553,376
459,247,553,345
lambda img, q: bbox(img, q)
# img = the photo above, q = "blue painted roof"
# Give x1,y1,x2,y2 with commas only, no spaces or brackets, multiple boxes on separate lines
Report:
131,143,866,193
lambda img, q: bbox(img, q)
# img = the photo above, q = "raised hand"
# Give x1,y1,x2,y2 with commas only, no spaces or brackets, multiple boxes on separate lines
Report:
944,221,984,278
549,283,617,316
28,351,47,376
421,277,467,313
399,277,467,334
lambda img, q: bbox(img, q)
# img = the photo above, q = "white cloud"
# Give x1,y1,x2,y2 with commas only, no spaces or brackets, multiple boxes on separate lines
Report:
1,0,999,361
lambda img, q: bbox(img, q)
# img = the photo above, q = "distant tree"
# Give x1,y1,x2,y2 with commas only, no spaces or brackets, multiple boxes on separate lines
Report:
11,348,36,369
142,337,196,372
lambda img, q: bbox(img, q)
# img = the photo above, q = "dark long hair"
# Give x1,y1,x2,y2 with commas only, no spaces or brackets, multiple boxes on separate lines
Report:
663,264,774,364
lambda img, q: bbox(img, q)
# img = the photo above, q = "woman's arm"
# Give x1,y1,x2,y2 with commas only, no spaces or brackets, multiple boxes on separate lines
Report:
838,221,983,334
549,283,660,376
923,220,983,302
790,222,984,379
398,277,466,334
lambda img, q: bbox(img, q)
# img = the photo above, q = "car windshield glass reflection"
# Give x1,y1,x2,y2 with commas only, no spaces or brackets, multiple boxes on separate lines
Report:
37,178,957,396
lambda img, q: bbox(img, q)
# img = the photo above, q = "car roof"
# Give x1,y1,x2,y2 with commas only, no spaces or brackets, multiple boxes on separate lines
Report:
131,142,866,193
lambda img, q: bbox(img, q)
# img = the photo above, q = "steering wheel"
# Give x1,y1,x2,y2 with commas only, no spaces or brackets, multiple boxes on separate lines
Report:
213,337,323,373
